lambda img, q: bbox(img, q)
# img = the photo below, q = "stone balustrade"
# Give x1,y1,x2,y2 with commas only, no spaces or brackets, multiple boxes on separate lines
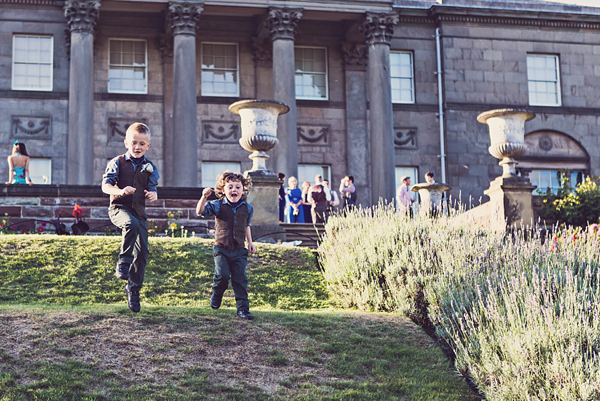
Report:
0,184,214,235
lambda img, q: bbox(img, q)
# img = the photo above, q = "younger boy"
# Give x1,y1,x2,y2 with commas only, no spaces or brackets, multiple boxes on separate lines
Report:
196,171,256,320
102,122,159,313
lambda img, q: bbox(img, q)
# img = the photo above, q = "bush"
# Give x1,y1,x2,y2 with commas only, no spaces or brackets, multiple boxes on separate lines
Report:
319,205,600,400
539,175,600,227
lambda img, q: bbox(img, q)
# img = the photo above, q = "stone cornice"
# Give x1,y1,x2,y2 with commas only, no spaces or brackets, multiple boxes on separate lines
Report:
360,12,399,46
167,1,203,36
267,7,303,41
428,6,600,30
64,0,100,34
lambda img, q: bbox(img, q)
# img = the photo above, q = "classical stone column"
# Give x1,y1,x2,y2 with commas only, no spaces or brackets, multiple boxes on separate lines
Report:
167,2,202,187
64,0,100,185
341,42,370,207
267,7,302,178
158,34,174,186
360,12,398,205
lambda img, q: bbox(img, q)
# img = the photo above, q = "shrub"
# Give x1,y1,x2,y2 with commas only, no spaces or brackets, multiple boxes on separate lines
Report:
539,175,600,227
319,205,600,400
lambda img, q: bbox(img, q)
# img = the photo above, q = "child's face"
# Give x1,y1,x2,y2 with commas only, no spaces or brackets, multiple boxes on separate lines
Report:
124,132,151,158
224,179,243,203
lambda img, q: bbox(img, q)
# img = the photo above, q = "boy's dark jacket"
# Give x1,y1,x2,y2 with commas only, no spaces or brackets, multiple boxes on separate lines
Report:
215,201,249,250
110,154,153,218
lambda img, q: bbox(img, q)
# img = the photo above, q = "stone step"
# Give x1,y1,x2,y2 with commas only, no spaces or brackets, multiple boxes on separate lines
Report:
280,223,325,248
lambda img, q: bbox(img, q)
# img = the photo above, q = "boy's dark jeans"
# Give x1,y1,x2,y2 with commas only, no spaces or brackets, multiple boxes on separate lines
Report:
109,206,148,290
212,246,249,312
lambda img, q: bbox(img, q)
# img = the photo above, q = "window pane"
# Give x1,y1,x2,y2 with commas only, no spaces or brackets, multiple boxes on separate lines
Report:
109,39,146,93
295,47,328,100
201,43,239,96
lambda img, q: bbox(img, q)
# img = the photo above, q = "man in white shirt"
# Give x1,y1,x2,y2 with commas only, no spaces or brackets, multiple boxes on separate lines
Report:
396,176,414,217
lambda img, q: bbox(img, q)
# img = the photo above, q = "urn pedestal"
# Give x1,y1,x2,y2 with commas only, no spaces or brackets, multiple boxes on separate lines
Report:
478,108,537,228
229,100,289,243
411,182,451,218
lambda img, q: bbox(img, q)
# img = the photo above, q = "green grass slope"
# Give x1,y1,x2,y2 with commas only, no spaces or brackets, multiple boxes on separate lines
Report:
0,235,479,400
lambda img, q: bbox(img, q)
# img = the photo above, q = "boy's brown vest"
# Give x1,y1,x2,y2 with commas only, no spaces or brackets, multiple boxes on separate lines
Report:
215,201,249,250
109,155,151,218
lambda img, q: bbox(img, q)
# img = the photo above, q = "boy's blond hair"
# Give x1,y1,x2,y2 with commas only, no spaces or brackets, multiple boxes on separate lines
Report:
214,171,252,199
126,122,151,140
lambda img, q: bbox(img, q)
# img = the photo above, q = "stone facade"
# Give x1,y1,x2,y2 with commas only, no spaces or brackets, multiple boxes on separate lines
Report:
0,0,599,207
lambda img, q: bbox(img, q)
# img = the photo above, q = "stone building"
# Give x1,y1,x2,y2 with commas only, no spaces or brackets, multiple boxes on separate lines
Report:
1,0,599,207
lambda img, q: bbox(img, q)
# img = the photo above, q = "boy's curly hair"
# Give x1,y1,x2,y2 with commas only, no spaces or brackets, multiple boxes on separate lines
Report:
214,171,252,199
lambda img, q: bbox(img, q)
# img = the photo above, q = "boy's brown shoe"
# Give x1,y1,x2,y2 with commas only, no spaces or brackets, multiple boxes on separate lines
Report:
124,285,141,313
115,263,130,280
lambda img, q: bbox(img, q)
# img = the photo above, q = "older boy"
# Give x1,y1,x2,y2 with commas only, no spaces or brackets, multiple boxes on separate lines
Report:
102,122,159,312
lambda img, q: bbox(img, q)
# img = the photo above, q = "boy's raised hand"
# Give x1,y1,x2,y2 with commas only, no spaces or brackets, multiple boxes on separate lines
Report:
121,186,136,196
202,187,213,198
145,190,158,202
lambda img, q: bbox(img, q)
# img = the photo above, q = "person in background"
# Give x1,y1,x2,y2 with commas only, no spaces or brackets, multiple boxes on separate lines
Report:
309,182,328,224
396,176,414,217
301,180,313,224
339,175,357,211
277,172,286,223
425,171,435,184
285,176,304,223
6,140,33,186
322,179,339,221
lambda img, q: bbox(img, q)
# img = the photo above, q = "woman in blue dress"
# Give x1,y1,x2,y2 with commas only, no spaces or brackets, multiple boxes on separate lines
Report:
6,141,33,186
285,176,304,223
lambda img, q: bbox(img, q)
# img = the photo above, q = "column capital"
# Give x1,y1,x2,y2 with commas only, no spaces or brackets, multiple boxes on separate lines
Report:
252,37,272,64
267,7,302,41
64,0,100,34
360,12,399,46
341,42,368,71
168,1,203,36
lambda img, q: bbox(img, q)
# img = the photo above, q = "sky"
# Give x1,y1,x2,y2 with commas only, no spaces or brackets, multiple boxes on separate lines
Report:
542,0,600,7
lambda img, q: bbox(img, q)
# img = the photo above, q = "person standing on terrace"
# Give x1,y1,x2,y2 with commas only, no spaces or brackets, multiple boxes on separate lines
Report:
6,140,33,186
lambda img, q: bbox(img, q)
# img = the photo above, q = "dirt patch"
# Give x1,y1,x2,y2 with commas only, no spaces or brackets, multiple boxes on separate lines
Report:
0,310,351,394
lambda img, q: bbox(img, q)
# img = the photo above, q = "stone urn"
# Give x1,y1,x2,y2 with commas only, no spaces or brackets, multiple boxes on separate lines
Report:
229,99,289,173
477,108,535,177
411,182,451,217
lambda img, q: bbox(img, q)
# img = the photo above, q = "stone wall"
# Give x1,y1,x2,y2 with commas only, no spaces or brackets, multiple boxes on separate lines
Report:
0,185,213,236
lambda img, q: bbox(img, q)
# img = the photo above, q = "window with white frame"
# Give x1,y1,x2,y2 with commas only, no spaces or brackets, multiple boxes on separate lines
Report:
29,158,52,185
201,43,239,97
12,35,53,91
530,170,583,195
108,39,147,94
201,162,241,188
390,51,414,104
295,47,328,100
527,54,561,106
297,165,330,186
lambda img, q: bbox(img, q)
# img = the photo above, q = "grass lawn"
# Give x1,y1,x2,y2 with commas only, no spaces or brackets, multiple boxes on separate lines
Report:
0,235,480,400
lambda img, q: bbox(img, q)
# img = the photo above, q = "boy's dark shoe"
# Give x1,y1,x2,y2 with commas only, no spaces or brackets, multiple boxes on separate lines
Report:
236,310,254,320
124,285,141,313
210,293,222,309
115,263,130,280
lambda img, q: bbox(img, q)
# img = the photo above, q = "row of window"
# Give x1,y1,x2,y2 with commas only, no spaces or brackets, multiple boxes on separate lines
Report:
11,35,563,105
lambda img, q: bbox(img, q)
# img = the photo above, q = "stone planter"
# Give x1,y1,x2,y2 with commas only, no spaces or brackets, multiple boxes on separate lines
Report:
229,99,289,173
411,182,451,217
477,108,535,177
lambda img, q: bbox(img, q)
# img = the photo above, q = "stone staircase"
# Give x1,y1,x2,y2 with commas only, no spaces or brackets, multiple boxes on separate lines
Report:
280,223,325,249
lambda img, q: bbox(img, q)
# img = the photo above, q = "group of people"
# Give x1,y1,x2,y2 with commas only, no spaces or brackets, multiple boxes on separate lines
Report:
277,173,357,224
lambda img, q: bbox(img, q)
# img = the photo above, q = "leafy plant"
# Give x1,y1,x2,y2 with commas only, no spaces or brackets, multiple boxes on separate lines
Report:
539,174,600,227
